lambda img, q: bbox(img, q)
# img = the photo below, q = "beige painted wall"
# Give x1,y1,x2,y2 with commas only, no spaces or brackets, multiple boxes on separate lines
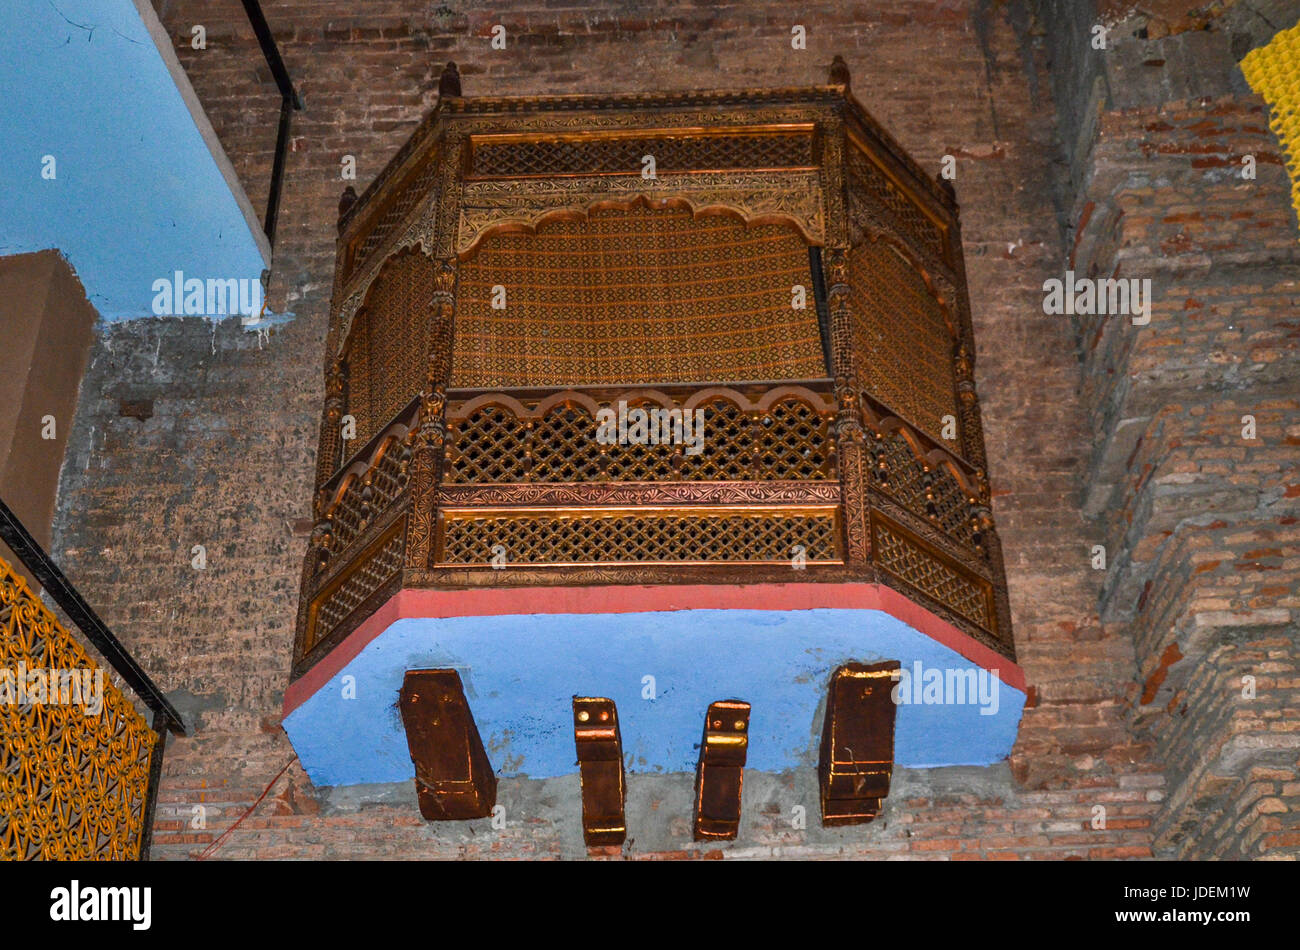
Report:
0,250,97,578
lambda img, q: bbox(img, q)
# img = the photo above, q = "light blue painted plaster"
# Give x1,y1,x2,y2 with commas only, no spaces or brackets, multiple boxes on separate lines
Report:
283,608,1026,787
0,0,269,320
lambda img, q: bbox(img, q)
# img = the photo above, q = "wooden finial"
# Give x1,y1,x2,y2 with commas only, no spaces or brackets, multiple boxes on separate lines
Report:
439,61,462,97
829,54,850,88
337,186,357,229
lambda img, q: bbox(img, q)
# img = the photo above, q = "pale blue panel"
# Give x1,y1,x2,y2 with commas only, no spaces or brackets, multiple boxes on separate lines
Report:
283,608,1026,787
0,0,268,319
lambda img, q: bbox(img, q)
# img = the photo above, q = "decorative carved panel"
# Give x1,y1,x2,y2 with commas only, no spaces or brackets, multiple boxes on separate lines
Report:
845,135,949,264
468,126,816,178
343,147,441,284
869,512,993,631
444,386,836,485
847,240,959,444
457,172,825,259
868,429,980,553
306,515,407,653
451,202,824,388
343,250,441,445
437,506,841,567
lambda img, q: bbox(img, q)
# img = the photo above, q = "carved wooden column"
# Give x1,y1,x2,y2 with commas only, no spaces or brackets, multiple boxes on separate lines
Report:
406,127,466,571
825,245,870,567
405,258,457,571
822,84,871,569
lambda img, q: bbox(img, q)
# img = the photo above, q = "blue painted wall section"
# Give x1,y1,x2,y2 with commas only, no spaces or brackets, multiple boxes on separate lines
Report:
283,608,1027,788
0,0,269,320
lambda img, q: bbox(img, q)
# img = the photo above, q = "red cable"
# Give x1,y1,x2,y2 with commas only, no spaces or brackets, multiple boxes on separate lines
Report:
194,757,295,860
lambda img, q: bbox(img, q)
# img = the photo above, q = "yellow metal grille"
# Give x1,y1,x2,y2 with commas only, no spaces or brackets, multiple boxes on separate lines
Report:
0,555,157,860
439,507,840,565
451,203,825,387
1241,22,1300,230
346,250,440,445
848,241,958,441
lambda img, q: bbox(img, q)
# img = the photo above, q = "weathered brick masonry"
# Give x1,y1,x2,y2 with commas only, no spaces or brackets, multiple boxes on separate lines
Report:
1042,0,1300,858
45,0,1297,858
1067,94,1300,857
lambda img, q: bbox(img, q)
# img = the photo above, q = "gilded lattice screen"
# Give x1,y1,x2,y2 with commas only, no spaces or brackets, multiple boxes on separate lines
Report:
345,249,440,444
439,508,840,566
0,555,157,860
847,240,958,441
1241,21,1300,230
301,82,1017,668
451,203,825,388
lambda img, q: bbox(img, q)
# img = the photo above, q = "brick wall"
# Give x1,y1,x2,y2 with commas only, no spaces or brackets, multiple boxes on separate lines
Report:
1043,1,1300,858
1068,97,1300,858
53,0,1293,859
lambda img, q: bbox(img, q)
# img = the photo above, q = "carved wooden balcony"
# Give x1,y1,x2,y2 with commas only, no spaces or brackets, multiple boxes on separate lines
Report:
284,62,1023,820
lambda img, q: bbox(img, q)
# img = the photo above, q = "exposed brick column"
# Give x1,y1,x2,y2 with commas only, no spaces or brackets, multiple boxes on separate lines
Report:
1044,7,1300,855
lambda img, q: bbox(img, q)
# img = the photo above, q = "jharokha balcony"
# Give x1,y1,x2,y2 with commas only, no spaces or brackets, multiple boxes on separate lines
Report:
284,60,1025,841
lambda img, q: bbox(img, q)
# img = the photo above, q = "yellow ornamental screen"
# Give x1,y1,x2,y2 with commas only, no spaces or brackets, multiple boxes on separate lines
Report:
451,202,826,388
0,554,157,860
1241,21,1300,231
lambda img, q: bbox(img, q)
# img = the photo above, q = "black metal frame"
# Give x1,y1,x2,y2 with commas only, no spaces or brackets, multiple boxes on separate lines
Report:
240,0,303,249
0,497,185,860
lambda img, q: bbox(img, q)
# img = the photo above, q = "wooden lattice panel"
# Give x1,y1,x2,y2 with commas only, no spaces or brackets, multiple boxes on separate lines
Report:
846,140,947,261
346,149,441,282
451,203,825,387
445,393,834,483
469,129,815,178
438,507,840,565
848,241,958,442
0,555,156,860
325,437,411,559
870,514,992,631
309,517,407,652
345,250,441,445
870,430,979,551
